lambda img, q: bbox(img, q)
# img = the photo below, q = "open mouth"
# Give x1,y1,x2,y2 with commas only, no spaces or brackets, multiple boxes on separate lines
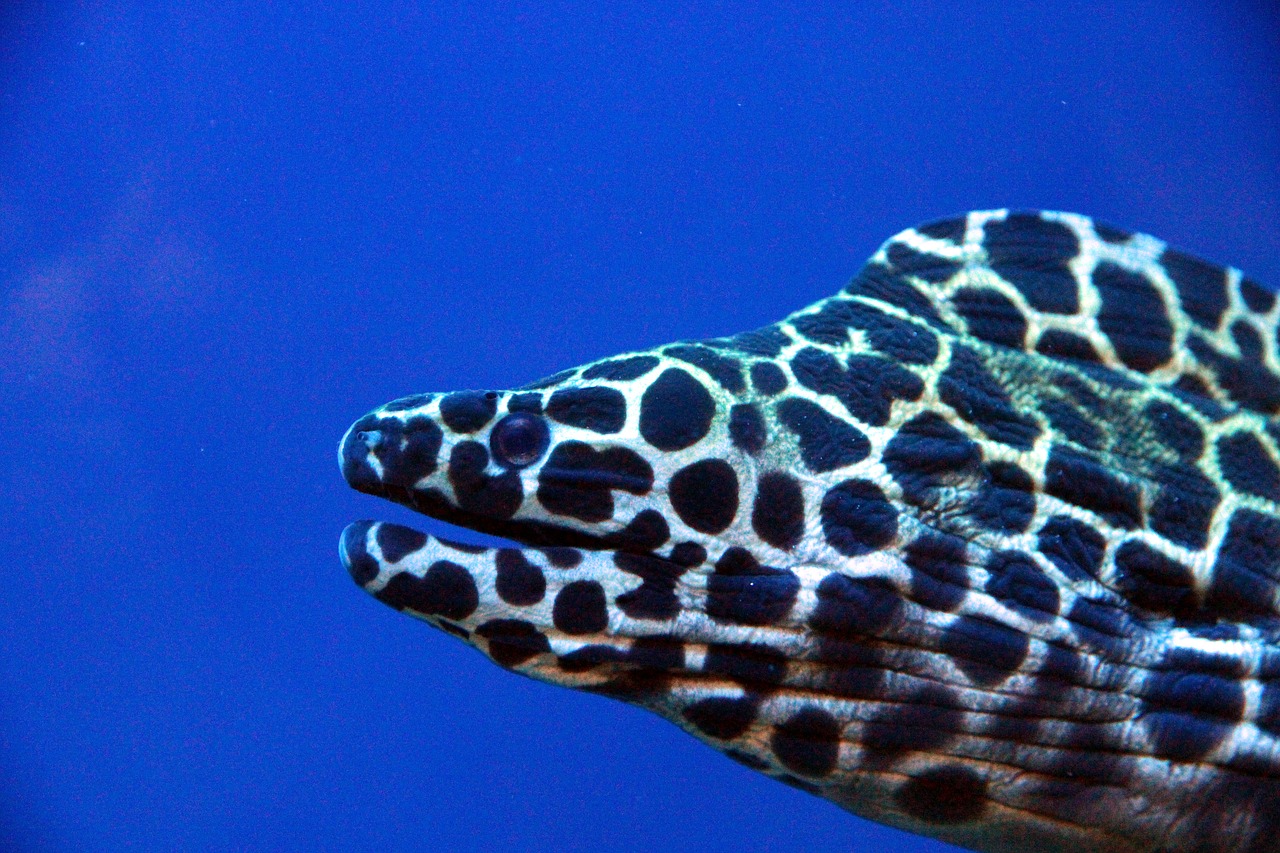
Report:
336,411,688,643
334,402,811,720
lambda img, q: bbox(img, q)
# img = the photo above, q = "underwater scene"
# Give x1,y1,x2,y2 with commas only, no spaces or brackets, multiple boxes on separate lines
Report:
3,3,1279,852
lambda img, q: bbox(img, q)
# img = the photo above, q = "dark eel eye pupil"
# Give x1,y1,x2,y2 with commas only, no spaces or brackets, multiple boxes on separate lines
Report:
490,413,550,467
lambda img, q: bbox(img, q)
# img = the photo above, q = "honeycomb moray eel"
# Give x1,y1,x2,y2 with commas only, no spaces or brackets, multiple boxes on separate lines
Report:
339,210,1280,853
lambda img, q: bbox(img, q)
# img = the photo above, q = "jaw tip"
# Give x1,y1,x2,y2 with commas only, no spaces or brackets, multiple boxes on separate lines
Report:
339,520,380,586
339,415,391,495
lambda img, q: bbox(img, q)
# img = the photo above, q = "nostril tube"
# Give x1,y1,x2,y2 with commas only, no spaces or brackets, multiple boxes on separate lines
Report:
340,418,390,494
340,410,443,494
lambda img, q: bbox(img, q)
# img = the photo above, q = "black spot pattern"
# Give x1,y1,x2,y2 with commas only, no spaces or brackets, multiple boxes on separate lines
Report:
1113,540,1196,616
1241,277,1276,314
440,391,498,433
495,549,546,606
770,707,842,777
1094,262,1174,372
639,368,717,450
821,479,898,557
1258,684,1280,738
541,547,582,568
953,287,1027,349
917,216,966,242
669,459,740,535
968,461,1036,534
985,550,1059,623
1145,715,1239,767
846,264,946,327
938,345,1040,449
707,547,801,626
1037,398,1103,450
1093,220,1131,244
609,509,671,552
1149,462,1220,550
752,471,805,551
1207,509,1280,619
790,346,923,427
376,560,479,621
859,684,964,768
775,397,870,474
614,552,684,620
1187,333,1280,416
1145,400,1205,459
886,241,962,285
553,581,609,635
984,213,1080,314
1217,432,1280,502
555,643,624,673
846,301,940,364
559,638,683,698
669,542,707,567
794,299,938,364
683,696,760,740
940,614,1030,685
507,392,544,415
1232,320,1265,362
896,766,988,825
546,386,627,433
750,361,788,396
1161,247,1229,328
376,523,427,563
809,574,903,637
340,210,1280,853
1044,445,1142,529
704,642,788,687
341,521,379,585
904,532,970,613
1036,329,1101,363
440,537,489,554
665,345,746,393
726,325,790,357
1171,373,1229,419
449,441,524,518
537,442,654,522
790,301,856,347
476,619,551,667
598,637,685,698
1067,595,1136,645
342,413,443,492
728,403,767,455
582,355,660,381
882,412,982,507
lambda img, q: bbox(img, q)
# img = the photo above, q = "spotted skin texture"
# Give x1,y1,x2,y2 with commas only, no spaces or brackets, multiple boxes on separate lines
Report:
340,210,1280,853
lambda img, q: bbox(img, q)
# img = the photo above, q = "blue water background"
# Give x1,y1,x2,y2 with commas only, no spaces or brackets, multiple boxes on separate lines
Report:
2,3,1278,851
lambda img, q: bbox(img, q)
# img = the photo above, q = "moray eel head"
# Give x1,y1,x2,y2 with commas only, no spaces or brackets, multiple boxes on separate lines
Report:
337,370,793,700
340,210,1280,853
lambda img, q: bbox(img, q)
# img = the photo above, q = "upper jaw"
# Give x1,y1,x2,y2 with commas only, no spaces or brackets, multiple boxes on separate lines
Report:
339,409,444,497
340,409,658,554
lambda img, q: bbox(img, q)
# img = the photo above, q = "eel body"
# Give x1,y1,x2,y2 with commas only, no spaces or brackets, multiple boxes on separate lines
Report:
339,210,1280,852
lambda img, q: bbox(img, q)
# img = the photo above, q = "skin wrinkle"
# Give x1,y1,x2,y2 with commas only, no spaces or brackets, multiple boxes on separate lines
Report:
398,531,1264,731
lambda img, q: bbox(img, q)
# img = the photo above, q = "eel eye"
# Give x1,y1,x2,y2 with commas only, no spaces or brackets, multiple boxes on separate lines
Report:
490,413,550,468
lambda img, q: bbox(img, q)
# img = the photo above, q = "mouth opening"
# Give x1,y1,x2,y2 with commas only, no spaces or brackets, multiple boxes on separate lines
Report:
409,485,665,552
335,475,664,569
